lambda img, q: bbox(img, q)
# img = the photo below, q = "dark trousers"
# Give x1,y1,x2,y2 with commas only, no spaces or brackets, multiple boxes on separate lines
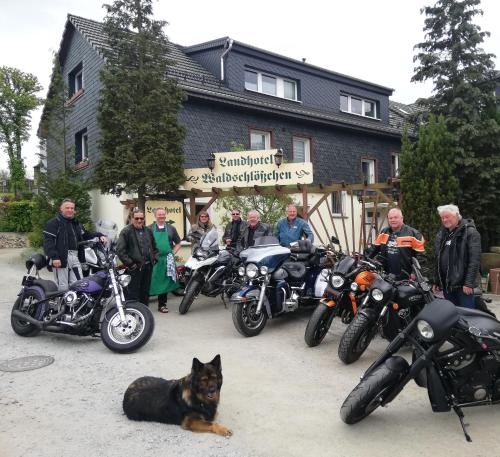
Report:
444,289,475,309
158,293,168,307
126,263,153,306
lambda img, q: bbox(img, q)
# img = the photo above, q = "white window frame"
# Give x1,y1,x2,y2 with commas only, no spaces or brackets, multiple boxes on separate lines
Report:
332,191,346,216
340,93,378,119
391,153,400,177
292,136,311,162
245,69,297,101
75,68,83,92
361,159,376,184
250,129,271,150
81,132,89,161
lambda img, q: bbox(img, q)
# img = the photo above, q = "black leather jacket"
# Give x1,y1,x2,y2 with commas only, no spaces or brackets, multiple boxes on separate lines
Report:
435,219,481,290
237,222,272,251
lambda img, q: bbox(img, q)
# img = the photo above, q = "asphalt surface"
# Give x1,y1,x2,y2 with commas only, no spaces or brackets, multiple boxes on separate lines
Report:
1,247,500,457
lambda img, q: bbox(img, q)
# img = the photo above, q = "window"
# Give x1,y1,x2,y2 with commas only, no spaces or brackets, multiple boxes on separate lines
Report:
244,69,298,101
75,128,88,163
292,137,311,162
391,154,400,177
340,93,378,119
361,159,376,184
68,62,84,98
250,129,271,150
332,191,346,215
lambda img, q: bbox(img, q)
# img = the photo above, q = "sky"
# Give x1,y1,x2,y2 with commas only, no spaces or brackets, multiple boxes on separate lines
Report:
1,0,499,176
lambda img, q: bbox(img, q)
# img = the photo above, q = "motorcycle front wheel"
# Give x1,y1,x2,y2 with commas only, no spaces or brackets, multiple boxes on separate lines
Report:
11,288,43,337
232,300,268,337
340,357,409,424
179,278,202,315
101,302,154,353
338,313,376,364
304,303,335,347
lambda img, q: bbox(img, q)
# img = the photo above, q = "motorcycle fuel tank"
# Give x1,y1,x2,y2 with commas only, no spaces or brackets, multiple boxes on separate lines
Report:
70,271,107,294
240,245,291,271
395,283,425,309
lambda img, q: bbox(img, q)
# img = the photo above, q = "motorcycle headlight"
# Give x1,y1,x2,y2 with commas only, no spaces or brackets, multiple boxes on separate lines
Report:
246,263,258,278
371,288,384,302
259,266,269,275
330,275,345,289
417,320,434,340
118,274,132,287
350,282,359,292
238,266,246,277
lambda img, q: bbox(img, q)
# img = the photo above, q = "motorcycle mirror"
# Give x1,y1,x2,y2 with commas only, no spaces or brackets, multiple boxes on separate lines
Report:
330,236,340,245
412,257,421,270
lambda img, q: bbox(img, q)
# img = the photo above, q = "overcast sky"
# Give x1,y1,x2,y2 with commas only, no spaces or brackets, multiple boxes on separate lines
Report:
1,0,499,175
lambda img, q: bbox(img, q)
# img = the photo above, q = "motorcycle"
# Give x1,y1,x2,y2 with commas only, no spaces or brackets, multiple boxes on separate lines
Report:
231,236,330,337
337,257,430,364
304,242,377,347
340,259,500,442
179,228,242,314
81,220,118,277
11,240,155,353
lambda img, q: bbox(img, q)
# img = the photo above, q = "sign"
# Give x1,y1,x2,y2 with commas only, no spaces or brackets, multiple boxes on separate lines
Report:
182,149,313,190
145,200,184,233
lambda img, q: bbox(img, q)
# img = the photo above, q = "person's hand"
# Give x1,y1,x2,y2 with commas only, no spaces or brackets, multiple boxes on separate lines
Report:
225,239,232,245
463,286,473,295
410,273,416,281
432,284,441,294
99,235,108,243
53,259,61,268
128,263,138,272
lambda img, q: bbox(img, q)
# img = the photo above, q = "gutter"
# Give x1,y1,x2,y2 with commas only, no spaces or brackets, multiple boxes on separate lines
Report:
220,38,234,82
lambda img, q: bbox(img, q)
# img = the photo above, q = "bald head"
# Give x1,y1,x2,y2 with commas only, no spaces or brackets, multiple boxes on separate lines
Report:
387,208,404,232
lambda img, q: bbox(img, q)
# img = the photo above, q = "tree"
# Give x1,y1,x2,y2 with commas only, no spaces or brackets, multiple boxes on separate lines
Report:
0,66,42,196
412,0,500,248
94,0,186,211
400,117,459,262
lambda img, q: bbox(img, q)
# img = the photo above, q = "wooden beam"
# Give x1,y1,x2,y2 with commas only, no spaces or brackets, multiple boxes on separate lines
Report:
302,185,308,220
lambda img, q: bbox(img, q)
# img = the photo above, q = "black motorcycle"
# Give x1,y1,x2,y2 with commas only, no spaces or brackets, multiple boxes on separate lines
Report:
11,241,155,353
338,258,430,364
340,261,500,441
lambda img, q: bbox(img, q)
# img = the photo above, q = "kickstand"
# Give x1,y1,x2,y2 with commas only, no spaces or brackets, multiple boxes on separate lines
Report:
453,405,472,442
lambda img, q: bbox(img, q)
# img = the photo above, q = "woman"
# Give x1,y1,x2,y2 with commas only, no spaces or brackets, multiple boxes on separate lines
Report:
187,211,215,252
149,208,182,313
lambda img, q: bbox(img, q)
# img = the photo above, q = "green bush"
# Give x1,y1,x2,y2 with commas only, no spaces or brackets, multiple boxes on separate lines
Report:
27,230,44,248
0,200,33,232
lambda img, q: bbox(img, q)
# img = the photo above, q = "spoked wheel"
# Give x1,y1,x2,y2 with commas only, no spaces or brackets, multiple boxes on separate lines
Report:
232,300,268,337
101,302,154,353
304,303,335,347
11,288,43,337
338,313,376,364
340,356,409,424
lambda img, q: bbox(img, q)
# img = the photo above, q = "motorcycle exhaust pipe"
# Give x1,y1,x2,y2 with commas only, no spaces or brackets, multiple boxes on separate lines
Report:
12,310,43,328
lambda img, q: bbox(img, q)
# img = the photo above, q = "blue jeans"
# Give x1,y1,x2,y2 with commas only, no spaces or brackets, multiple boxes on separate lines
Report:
444,289,475,309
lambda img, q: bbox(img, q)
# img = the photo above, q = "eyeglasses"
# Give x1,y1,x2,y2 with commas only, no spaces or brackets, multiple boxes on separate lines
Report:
231,213,240,216
134,217,145,220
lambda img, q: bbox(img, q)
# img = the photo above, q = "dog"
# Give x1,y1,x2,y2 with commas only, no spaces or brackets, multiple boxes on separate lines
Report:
122,354,232,437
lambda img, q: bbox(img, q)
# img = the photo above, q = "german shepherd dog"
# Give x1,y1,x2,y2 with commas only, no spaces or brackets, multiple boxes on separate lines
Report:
123,354,232,436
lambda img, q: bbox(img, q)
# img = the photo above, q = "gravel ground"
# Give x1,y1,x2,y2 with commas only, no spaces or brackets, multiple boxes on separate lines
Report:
1,248,500,457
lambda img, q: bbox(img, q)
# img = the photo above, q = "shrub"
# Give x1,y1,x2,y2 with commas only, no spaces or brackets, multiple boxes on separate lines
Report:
0,200,33,232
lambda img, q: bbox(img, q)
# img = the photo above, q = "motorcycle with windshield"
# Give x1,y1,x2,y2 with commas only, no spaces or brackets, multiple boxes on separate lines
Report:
231,237,331,337
340,259,500,442
179,228,242,314
11,240,155,353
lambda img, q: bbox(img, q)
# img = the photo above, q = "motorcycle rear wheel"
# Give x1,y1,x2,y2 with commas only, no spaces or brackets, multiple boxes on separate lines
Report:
11,289,42,337
338,313,376,364
304,303,335,347
179,279,202,315
232,300,268,337
340,357,408,424
101,302,154,353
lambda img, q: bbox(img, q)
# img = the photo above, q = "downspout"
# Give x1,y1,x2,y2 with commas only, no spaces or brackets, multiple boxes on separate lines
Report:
220,38,234,82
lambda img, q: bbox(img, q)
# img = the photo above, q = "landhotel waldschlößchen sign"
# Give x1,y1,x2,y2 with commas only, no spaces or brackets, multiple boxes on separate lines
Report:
182,149,313,190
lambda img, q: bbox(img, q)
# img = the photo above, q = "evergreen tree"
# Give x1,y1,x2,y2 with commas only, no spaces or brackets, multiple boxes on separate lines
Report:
94,0,186,211
412,0,500,248
400,117,459,262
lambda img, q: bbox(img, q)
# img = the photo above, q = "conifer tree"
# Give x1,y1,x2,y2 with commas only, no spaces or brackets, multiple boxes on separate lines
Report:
94,0,186,211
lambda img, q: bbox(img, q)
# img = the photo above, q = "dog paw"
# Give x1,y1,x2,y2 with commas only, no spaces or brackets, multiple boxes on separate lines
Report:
216,425,233,437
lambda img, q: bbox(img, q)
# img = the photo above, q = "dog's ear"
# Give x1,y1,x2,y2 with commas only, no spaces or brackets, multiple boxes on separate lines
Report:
192,357,203,372
209,354,221,370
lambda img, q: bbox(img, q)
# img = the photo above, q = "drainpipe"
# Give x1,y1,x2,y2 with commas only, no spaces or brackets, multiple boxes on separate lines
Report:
220,38,234,82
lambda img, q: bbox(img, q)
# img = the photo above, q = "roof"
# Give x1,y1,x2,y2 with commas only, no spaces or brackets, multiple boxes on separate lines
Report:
42,14,410,139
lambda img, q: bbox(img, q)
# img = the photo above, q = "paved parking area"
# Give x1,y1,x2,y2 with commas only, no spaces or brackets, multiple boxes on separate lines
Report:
1,248,499,457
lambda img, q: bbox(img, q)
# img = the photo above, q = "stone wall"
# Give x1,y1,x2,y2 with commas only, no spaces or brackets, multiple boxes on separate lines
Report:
0,233,28,248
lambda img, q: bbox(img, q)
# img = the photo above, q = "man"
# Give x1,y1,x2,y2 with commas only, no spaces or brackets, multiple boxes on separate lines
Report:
43,198,105,291
370,207,426,279
223,208,246,249
116,208,158,307
149,208,182,313
275,204,314,247
434,204,481,309
238,210,271,250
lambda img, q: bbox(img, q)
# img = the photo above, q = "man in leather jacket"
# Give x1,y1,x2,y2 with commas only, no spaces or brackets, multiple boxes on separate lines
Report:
433,204,481,309
237,210,271,251
370,207,426,279
223,208,247,249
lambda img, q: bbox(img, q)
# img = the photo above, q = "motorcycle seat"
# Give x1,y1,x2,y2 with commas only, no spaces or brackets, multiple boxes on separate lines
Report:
456,307,500,334
290,239,315,254
32,279,59,295
282,261,307,280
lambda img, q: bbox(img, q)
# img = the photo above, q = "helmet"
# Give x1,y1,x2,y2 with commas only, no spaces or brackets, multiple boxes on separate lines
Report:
25,253,48,271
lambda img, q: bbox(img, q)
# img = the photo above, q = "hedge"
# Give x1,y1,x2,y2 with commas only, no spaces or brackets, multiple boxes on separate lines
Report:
0,200,33,232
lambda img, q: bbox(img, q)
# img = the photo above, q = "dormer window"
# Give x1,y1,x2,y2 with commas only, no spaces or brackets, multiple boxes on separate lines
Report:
340,94,378,119
245,70,297,101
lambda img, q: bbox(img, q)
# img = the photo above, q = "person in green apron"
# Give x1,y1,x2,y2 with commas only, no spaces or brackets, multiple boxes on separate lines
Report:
149,208,182,313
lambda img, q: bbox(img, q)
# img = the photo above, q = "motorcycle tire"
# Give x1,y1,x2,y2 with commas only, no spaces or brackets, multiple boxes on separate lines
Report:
338,313,376,364
232,300,268,337
340,356,408,424
304,303,335,347
11,288,42,337
101,302,154,353
179,279,202,315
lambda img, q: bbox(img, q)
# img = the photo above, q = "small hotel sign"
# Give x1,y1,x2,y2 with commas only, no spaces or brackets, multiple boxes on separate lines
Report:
182,149,313,190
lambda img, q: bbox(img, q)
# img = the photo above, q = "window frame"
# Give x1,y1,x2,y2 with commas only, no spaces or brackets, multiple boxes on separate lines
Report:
245,69,298,101
68,62,84,99
75,128,89,165
391,153,400,178
292,136,311,163
331,191,346,216
340,93,378,119
249,129,272,150
361,158,376,184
